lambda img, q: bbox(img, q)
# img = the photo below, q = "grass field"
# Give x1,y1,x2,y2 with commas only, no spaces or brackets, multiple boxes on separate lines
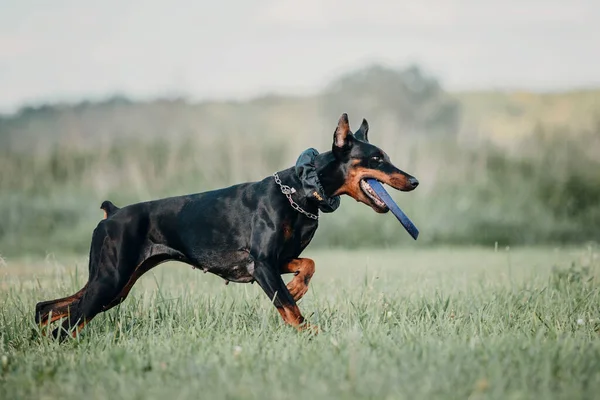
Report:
1,246,599,400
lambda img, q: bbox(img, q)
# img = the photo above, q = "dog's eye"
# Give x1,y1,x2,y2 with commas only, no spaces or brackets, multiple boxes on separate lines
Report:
370,156,382,163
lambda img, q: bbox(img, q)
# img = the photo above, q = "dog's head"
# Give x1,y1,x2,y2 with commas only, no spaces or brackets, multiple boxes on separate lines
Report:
331,113,419,213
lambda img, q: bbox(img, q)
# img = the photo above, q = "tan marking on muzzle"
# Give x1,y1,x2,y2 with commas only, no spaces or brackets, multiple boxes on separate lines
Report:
335,163,413,202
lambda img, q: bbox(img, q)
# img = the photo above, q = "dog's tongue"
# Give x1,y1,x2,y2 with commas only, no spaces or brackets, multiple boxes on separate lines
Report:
365,178,419,240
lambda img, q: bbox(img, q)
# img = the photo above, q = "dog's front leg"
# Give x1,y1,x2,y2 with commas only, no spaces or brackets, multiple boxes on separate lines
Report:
280,258,315,302
253,261,317,333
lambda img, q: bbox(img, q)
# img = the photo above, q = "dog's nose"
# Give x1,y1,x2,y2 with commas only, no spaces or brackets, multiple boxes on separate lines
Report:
409,177,419,188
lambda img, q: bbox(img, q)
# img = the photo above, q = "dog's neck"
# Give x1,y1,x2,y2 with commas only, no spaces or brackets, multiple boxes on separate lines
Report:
274,149,346,217
290,148,341,214
313,151,346,198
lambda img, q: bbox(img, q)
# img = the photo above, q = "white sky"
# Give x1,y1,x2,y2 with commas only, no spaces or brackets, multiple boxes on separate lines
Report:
1,0,599,113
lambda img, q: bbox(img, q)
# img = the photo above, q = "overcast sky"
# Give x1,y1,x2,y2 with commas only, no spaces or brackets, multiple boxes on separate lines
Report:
1,0,599,113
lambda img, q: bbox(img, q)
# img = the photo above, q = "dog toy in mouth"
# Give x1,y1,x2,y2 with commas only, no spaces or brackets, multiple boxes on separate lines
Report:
365,178,419,240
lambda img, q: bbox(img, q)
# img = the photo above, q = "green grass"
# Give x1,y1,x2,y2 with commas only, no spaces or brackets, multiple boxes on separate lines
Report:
1,246,600,399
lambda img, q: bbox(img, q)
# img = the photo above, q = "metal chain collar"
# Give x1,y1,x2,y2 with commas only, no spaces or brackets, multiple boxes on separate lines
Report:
273,172,319,220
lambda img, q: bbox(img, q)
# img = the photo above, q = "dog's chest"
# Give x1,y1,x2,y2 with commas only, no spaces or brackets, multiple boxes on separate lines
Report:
280,219,318,257
193,250,255,283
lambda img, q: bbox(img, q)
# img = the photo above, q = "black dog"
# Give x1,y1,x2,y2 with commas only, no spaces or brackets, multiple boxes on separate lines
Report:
35,113,419,338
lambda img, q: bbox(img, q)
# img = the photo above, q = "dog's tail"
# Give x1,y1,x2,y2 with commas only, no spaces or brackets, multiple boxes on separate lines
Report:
100,200,120,220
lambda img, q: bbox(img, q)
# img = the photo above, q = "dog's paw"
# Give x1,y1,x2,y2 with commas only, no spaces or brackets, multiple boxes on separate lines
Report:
298,322,319,335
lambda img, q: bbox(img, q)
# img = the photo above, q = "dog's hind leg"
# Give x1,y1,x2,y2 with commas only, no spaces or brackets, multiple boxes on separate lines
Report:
101,252,178,312
35,283,88,328
50,222,138,340
51,266,121,340
57,255,180,338
52,275,121,340
37,205,123,331
51,247,183,339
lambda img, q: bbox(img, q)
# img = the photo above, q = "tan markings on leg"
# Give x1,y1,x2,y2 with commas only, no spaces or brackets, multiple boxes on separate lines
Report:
276,304,319,334
39,305,77,336
71,320,88,338
47,311,68,325
276,303,304,326
38,308,66,328
39,311,69,336
281,258,315,302
38,285,87,327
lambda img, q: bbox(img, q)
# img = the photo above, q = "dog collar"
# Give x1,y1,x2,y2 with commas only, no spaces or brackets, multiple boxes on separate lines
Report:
273,172,319,220
294,148,341,214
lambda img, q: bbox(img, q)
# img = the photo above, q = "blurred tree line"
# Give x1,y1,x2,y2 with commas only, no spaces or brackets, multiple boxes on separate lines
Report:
322,64,460,137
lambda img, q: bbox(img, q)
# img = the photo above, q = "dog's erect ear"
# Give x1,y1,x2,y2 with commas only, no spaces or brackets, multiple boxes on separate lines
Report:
333,113,351,149
354,118,369,142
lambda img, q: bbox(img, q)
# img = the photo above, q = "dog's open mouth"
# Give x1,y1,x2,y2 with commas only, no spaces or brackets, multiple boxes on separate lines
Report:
360,179,389,212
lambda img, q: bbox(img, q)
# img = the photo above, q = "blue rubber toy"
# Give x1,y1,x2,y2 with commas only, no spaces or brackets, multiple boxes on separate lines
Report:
365,179,419,240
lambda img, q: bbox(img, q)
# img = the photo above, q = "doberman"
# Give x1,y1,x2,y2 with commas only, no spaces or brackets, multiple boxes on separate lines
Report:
35,113,419,339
